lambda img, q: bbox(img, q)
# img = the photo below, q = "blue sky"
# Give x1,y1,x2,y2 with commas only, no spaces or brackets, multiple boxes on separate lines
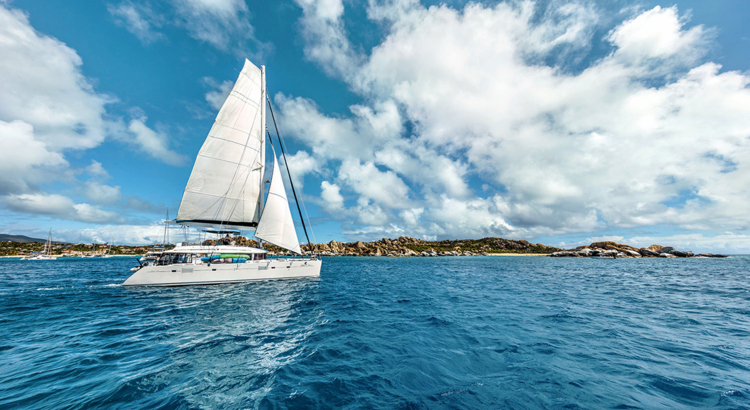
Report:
1,0,749,253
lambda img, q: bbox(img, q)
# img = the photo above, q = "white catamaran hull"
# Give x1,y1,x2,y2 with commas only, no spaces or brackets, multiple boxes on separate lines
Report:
123,258,321,286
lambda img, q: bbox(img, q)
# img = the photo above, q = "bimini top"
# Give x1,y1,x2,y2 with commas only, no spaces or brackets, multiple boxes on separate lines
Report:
167,244,268,254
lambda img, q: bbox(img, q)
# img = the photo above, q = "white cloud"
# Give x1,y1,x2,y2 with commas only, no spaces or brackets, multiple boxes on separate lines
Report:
607,6,708,69
0,6,110,150
320,181,344,212
83,181,123,205
51,223,172,245
281,150,320,188
203,78,234,111
338,160,412,209
85,160,111,180
0,5,181,224
107,0,271,57
294,0,362,80
108,1,164,44
3,193,124,224
121,113,187,166
0,120,67,194
281,1,750,243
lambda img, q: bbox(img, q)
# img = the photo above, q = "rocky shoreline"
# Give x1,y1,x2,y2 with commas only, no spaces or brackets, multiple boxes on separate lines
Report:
550,242,728,258
210,236,729,258
298,236,559,257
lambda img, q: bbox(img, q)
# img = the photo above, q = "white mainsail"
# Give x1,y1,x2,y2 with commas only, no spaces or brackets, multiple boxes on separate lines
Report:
255,155,302,254
176,59,266,229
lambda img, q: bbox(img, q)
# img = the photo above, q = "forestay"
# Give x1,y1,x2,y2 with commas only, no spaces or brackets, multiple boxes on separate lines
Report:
176,59,266,228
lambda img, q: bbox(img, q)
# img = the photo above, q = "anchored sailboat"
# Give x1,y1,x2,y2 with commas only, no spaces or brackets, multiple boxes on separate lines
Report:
123,59,321,286
21,229,57,260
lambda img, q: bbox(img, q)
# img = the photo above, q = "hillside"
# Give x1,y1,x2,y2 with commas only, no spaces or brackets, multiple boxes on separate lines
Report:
0,234,49,243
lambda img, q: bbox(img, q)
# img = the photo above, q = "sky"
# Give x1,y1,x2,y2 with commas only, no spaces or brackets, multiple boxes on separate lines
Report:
1,0,749,253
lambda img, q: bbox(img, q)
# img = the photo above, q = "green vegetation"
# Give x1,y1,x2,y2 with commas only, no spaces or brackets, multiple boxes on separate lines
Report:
0,241,175,257
400,237,559,254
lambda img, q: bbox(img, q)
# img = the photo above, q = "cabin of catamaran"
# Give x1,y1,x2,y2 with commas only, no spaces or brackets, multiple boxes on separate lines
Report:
123,59,321,286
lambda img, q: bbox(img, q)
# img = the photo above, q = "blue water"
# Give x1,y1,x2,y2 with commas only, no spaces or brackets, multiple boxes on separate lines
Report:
1,256,749,409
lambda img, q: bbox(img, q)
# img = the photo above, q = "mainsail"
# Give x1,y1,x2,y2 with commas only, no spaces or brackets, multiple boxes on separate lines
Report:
176,59,266,229
255,155,302,254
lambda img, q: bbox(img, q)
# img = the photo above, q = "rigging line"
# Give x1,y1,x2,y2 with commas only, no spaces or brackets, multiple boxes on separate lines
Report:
266,98,316,245
259,134,301,255
265,100,311,246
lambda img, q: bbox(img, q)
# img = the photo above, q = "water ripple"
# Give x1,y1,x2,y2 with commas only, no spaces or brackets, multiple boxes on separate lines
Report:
1,256,750,408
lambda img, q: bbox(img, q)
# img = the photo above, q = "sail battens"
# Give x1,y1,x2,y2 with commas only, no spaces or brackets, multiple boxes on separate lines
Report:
176,219,258,228
177,59,264,225
177,59,304,254
196,150,260,163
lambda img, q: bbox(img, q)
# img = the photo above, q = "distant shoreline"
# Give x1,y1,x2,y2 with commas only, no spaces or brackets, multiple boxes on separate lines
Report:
487,253,551,257
0,255,142,259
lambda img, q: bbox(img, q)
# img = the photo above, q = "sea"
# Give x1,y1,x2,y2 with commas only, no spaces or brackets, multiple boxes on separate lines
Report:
1,256,749,409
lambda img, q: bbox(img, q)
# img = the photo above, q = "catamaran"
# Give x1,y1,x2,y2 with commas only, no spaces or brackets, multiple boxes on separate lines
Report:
123,60,321,286
21,229,57,260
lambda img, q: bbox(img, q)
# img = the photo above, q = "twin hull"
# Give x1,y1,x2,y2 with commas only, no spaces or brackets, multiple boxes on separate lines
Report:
123,258,321,287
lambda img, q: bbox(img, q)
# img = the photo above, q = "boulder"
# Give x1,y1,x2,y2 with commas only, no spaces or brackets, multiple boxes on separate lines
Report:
672,250,689,257
551,251,582,257
639,248,660,257
695,253,729,258
661,247,675,254
590,241,640,252
659,253,677,258
646,244,664,253
328,241,345,253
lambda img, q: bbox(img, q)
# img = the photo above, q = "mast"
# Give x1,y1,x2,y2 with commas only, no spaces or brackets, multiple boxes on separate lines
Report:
44,228,51,255
163,209,169,245
259,65,266,247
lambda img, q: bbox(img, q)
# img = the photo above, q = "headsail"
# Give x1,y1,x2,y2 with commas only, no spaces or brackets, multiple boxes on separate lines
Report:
255,155,302,254
176,59,266,229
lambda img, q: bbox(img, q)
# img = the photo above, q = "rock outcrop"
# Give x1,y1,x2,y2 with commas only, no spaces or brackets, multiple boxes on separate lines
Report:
294,236,560,257
551,242,727,258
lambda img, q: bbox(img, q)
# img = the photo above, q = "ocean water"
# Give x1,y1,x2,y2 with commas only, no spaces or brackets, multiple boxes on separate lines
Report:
1,256,749,409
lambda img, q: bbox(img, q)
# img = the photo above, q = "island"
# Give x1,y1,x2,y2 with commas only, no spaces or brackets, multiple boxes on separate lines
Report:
550,241,728,258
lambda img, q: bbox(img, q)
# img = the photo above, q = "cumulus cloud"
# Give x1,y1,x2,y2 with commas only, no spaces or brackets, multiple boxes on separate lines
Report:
122,113,188,166
320,181,344,212
280,0,750,242
0,6,110,151
607,6,709,70
49,223,174,245
83,181,123,205
0,120,68,194
280,150,320,188
0,4,183,224
3,193,124,224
